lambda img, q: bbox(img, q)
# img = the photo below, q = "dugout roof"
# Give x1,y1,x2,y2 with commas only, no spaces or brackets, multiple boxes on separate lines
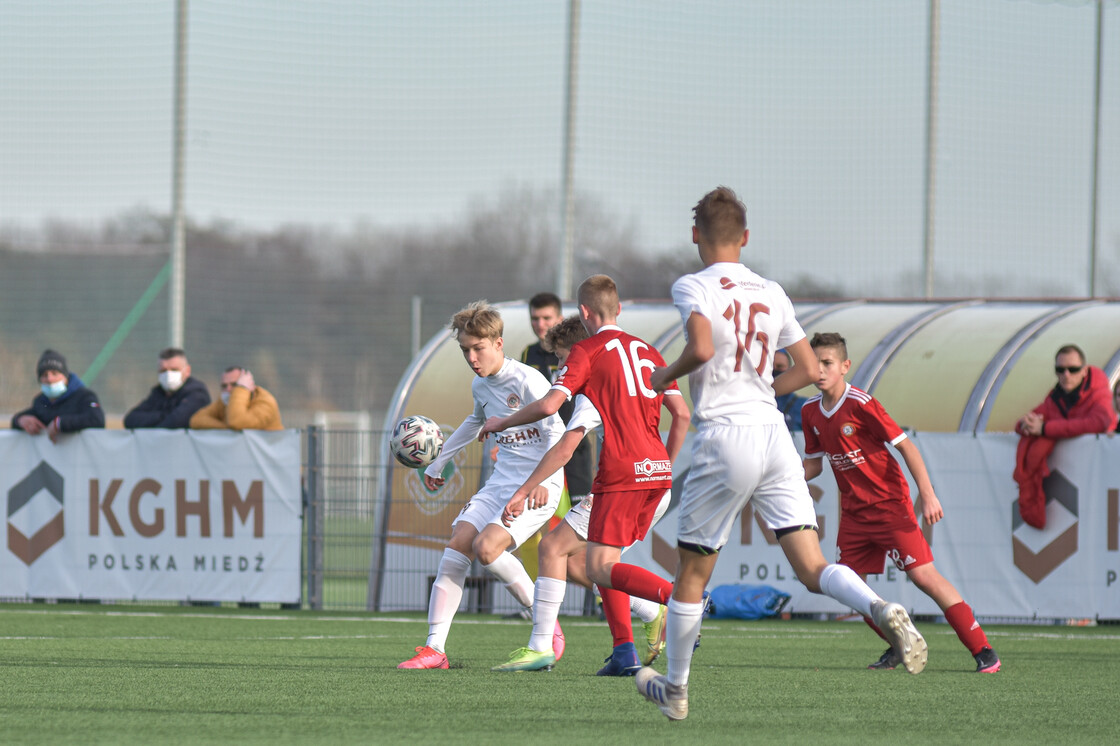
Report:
387,299,1120,436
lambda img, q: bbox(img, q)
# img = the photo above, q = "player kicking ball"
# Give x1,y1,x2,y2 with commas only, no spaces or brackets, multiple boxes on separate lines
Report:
801,332,1001,674
491,315,688,673
398,301,567,670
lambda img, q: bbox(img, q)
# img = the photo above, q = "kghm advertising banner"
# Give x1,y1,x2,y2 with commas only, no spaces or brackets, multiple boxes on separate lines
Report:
0,430,301,603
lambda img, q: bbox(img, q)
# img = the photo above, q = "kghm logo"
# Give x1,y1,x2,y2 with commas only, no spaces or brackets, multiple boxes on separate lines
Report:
633,459,671,477
8,461,65,565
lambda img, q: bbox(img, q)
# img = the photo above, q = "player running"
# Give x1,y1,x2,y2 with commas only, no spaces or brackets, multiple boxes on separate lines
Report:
638,186,926,721
802,332,1000,673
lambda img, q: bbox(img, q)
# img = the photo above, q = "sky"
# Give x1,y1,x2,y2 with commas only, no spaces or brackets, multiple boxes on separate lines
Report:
0,0,1116,298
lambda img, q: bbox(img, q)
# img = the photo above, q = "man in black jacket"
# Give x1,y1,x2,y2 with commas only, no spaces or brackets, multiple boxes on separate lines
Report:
123,347,211,429
12,349,105,442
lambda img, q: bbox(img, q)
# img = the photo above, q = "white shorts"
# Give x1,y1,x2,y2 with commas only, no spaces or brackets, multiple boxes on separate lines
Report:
564,489,671,549
452,473,563,548
676,422,817,552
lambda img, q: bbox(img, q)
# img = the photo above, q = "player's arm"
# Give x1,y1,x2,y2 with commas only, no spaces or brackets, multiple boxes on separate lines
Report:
895,438,943,525
423,412,483,490
501,428,586,526
662,392,691,464
651,311,713,392
478,389,567,439
773,338,816,397
803,455,824,481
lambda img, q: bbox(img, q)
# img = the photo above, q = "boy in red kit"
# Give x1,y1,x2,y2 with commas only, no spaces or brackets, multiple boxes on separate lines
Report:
481,274,689,676
802,332,1000,673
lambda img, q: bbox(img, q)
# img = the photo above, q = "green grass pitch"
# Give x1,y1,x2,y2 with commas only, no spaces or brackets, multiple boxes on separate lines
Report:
0,604,1116,744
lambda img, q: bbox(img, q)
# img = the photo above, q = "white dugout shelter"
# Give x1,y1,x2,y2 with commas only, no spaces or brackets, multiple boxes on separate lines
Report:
376,299,1120,620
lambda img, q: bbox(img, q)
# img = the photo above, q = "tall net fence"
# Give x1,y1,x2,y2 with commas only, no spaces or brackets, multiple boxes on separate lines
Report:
1,0,1117,422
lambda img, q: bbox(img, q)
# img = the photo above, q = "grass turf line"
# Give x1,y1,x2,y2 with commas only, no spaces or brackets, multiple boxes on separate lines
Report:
0,604,1116,744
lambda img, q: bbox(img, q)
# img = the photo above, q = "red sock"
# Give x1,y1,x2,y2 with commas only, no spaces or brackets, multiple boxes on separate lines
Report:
600,587,633,647
945,601,989,655
609,563,673,604
863,615,890,643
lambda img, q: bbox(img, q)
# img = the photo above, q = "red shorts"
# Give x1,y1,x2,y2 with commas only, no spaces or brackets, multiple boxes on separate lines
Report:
836,520,934,576
586,487,667,547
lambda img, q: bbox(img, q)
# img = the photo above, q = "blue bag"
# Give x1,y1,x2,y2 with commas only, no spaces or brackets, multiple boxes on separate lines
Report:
706,584,791,620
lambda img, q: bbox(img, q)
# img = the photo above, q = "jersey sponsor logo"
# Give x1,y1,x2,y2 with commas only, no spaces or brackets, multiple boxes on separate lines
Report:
506,393,521,408
633,458,672,478
718,276,766,292
827,448,865,472
494,426,543,447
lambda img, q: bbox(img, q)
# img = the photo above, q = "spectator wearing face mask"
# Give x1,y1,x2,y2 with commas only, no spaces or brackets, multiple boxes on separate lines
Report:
123,347,211,429
189,366,283,431
11,349,105,442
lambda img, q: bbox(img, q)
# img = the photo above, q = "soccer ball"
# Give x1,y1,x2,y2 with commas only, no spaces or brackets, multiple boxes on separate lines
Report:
389,415,444,469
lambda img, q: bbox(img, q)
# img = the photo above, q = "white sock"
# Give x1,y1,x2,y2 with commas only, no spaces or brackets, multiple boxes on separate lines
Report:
630,595,660,623
665,597,704,688
818,563,878,617
425,547,471,652
528,576,567,652
483,551,535,609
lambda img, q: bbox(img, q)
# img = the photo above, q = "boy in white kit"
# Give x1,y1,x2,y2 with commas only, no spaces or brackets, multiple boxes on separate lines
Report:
398,301,568,670
637,187,926,719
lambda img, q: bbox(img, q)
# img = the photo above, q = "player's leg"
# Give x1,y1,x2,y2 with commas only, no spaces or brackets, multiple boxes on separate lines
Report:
638,424,747,719
635,545,715,721
830,526,899,668
492,521,583,672
777,528,927,674
562,496,666,665
474,523,535,607
908,562,1000,672
398,521,478,669
586,490,674,606
585,543,640,674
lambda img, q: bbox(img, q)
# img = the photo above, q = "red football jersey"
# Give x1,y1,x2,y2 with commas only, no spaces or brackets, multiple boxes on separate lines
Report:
802,384,916,529
552,325,677,493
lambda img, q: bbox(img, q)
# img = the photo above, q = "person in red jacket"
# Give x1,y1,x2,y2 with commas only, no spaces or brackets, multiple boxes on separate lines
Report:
1014,344,1117,528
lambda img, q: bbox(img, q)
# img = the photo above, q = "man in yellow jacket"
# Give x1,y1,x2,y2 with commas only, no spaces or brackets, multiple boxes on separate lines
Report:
189,367,283,431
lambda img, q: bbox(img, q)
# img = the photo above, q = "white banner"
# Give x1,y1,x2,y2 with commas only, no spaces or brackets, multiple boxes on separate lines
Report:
0,430,302,603
626,432,1120,619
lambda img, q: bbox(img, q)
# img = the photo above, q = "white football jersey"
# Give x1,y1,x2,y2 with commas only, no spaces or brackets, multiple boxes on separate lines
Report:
427,357,565,484
671,262,805,425
565,394,602,434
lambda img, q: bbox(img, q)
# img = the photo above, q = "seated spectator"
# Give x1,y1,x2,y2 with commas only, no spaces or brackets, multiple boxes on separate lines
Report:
123,347,210,429
772,348,808,432
11,349,105,442
1013,344,1116,528
190,367,283,431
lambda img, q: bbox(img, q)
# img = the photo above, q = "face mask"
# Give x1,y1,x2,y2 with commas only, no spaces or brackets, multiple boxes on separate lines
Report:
41,380,67,399
220,391,230,406
158,370,184,393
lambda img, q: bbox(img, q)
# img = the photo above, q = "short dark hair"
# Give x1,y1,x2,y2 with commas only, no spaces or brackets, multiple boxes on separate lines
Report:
809,332,848,361
529,292,562,313
1055,344,1086,364
693,186,747,246
224,366,244,374
159,347,187,361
